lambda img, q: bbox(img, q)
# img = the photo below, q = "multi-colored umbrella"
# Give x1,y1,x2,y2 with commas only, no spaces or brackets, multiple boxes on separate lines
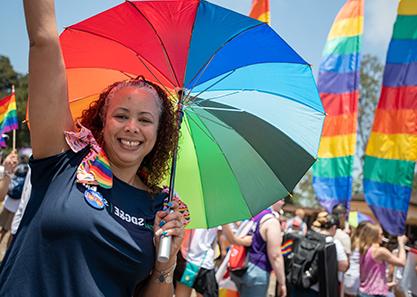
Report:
60,0,325,228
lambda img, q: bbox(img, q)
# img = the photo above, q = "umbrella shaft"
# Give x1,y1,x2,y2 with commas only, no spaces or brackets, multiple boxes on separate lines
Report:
167,93,185,202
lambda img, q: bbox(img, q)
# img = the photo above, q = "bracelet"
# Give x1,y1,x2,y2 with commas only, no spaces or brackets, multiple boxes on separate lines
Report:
152,263,176,284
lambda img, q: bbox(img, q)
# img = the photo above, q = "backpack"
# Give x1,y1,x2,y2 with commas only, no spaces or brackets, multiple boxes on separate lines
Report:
287,230,327,289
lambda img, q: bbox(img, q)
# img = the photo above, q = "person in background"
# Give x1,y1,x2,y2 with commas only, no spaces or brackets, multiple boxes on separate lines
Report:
174,228,219,297
332,204,352,256
231,200,287,297
345,221,368,297
174,225,251,297
358,222,407,297
292,212,348,297
286,208,307,235
9,168,31,244
0,151,28,247
332,204,352,297
8,149,32,245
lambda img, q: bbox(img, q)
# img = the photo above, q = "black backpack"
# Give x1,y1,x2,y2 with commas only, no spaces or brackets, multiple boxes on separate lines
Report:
287,230,327,289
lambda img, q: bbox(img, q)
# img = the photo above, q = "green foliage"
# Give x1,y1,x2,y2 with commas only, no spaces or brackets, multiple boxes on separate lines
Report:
353,54,384,194
291,170,320,208
0,55,30,150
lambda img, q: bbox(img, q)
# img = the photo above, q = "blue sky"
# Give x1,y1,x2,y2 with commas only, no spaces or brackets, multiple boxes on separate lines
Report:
0,0,398,76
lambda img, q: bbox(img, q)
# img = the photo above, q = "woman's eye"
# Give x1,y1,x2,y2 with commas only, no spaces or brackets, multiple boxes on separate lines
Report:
115,115,128,120
139,118,152,123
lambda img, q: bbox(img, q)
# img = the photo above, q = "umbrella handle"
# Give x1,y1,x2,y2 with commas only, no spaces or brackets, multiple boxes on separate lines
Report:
157,235,172,263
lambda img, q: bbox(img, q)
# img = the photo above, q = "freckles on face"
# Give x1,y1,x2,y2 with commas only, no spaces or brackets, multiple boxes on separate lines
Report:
102,86,161,168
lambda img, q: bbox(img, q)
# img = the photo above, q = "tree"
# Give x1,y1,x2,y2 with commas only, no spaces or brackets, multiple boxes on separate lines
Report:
291,170,320,208
0,55,30,149
353,54,384,194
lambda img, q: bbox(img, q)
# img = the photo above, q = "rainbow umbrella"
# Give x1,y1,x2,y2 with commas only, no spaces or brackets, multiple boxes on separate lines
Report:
60,0,325,228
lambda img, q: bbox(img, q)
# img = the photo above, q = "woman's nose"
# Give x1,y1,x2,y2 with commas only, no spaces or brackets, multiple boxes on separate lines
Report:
124,119,139,133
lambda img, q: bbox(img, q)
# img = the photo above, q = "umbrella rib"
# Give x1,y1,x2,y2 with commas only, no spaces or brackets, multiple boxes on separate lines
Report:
190,90,243,107
201,107,295,197
186,109,234,131
187,110,254,221
126,1,181,87
64,27,177,90
185,23,265,96
190,106,243,113
184,70,236,105
135,54,176,99
186,112,218,143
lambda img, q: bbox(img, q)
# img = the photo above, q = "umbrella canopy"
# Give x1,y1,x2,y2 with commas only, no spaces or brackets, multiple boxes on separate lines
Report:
60,0,325,228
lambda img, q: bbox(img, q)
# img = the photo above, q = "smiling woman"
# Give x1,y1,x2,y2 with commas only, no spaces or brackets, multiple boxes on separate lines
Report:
80,79,178,193
0,0,189,296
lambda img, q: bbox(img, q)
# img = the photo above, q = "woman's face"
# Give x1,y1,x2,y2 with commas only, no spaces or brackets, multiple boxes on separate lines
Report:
102,86,161,170
378,227,384,244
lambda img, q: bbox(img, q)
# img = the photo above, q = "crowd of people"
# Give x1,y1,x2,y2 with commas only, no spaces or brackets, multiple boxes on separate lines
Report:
171,202,417,297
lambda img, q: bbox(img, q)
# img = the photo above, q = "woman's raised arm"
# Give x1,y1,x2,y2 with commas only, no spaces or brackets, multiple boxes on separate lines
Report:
24,0,73,159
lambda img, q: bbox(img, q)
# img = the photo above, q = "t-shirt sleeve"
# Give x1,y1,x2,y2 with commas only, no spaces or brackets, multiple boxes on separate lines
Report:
29,147,89,187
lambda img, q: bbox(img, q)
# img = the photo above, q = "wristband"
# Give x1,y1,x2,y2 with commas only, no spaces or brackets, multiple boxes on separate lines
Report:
152,263,176,284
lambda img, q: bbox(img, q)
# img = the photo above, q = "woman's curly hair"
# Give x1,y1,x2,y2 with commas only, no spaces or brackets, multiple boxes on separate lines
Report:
78,77,179,193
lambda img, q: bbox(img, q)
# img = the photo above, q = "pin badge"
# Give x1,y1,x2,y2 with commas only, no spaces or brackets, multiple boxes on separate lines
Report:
84,188,107,210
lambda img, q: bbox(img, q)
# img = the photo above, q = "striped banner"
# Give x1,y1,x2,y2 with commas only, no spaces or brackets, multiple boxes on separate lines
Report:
0,91,18,148
313,0,364,212
363,0,417,235
249,0,270,24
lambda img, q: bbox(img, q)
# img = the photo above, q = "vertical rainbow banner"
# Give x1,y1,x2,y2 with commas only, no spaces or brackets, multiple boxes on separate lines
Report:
0,90,19,148
249,0,270,25
312,0,364,211
363,0,417,236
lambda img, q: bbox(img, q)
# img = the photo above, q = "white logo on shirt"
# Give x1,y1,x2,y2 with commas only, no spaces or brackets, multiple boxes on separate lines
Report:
113,205,145,226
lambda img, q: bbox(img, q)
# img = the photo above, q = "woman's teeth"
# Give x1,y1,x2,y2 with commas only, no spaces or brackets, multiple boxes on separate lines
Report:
120,139,141,147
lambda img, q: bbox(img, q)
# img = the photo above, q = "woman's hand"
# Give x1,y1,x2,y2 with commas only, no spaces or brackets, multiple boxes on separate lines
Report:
153,200,185,269
397,235,408,246
3,151,18,175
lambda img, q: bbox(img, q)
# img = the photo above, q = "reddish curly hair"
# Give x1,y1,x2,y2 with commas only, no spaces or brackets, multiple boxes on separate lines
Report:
78,77,179,192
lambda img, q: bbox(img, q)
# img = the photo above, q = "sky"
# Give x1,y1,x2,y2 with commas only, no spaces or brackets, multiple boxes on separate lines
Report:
0,0,399,76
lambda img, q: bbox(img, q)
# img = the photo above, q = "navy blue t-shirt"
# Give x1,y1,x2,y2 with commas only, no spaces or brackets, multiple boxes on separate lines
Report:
0,148,166,297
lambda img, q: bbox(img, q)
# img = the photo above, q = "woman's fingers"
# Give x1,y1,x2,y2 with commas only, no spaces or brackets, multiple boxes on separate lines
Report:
154,203,184,240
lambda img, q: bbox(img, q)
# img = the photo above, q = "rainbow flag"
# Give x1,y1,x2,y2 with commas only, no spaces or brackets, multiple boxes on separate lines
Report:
281,239,294,256
249,0,270,24
363,0,417,235
0,92,18,147
312,0,364,212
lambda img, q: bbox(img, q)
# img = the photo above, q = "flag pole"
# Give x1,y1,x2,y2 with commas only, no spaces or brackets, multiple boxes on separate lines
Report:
11,85,16,152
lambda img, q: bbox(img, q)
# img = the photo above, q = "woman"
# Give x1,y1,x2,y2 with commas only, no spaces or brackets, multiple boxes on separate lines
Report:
291,212,348,297
231,200,287,297
345,221,368,297
0,151,19,244
358,223,407,297
0,0,188,296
